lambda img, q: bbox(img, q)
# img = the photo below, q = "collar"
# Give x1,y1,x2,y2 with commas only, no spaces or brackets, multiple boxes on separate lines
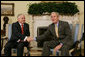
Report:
55,21,59,27
19,22,24,26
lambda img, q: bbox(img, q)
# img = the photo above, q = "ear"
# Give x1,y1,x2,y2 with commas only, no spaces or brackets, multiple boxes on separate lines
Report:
17,18,20,21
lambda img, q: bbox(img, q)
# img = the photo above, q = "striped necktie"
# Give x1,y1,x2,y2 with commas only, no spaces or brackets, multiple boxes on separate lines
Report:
55,24,59,38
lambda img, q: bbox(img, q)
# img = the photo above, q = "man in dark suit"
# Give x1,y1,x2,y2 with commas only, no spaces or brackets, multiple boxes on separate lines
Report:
4,14,30,56
27,12,73,56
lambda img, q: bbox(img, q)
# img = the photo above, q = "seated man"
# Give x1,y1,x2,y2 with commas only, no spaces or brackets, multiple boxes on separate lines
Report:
4,14,30,56
26,12,73,56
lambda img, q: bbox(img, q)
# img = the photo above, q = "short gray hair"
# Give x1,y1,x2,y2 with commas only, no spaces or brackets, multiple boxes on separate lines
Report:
17,14,24,18
51,12,59,16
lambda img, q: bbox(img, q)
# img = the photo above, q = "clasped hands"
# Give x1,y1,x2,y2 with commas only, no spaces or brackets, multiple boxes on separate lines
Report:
26,36,34,42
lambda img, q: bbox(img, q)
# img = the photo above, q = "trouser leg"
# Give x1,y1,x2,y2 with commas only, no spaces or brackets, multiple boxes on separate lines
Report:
17,43,24,56
42,40,57,56
60,45,69,56
4,42,17,56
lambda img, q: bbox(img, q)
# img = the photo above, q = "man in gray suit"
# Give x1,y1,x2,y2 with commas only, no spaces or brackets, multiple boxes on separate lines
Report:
26,12,73,56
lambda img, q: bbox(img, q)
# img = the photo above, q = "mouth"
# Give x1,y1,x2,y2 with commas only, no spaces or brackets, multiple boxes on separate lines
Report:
23,20,25,22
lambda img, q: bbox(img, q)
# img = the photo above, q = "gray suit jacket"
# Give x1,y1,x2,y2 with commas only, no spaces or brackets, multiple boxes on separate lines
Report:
36,20,73,47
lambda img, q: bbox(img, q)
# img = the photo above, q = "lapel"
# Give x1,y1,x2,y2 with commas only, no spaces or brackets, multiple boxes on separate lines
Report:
17,22,21,32
58,21,62,35
17,22,25,33
51,21,62,37
51,23,56,37
23,23,25,33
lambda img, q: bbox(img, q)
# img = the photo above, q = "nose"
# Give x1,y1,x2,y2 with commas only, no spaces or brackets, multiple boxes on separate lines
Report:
52,17,54,20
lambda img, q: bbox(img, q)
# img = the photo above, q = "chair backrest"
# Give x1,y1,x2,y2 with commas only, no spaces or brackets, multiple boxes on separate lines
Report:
73,24,79,42
80,24,84,47
69,24,73,30
81,24,84,38
8,24,12,41
69,24,80,43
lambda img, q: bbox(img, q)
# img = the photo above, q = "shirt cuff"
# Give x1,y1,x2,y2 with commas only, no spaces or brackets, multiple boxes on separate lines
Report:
17,39,20,42
34,37,36,41
24,36,28,41
60,43,63,46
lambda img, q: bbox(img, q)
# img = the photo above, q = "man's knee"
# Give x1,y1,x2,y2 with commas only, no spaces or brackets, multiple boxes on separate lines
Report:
17,43,24,48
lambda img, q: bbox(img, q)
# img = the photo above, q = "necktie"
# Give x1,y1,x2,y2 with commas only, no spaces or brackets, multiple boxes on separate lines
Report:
21,24,24,34
55,24,59,38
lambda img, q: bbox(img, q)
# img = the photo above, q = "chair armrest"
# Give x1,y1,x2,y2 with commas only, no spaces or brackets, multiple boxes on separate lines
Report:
69,48,74,53
1,37,8,50
1,37,8,40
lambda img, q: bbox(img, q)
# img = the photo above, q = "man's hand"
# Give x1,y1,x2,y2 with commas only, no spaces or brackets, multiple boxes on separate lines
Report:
26,37,34,42
54,43,63,52
17,39,21,42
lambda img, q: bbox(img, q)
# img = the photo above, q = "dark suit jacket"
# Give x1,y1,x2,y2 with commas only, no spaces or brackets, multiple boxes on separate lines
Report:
36,21,73,47
9,21,30,42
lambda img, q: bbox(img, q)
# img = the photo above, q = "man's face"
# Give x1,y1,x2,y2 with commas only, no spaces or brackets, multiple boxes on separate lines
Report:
51,13,59,24
18,15,25,24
